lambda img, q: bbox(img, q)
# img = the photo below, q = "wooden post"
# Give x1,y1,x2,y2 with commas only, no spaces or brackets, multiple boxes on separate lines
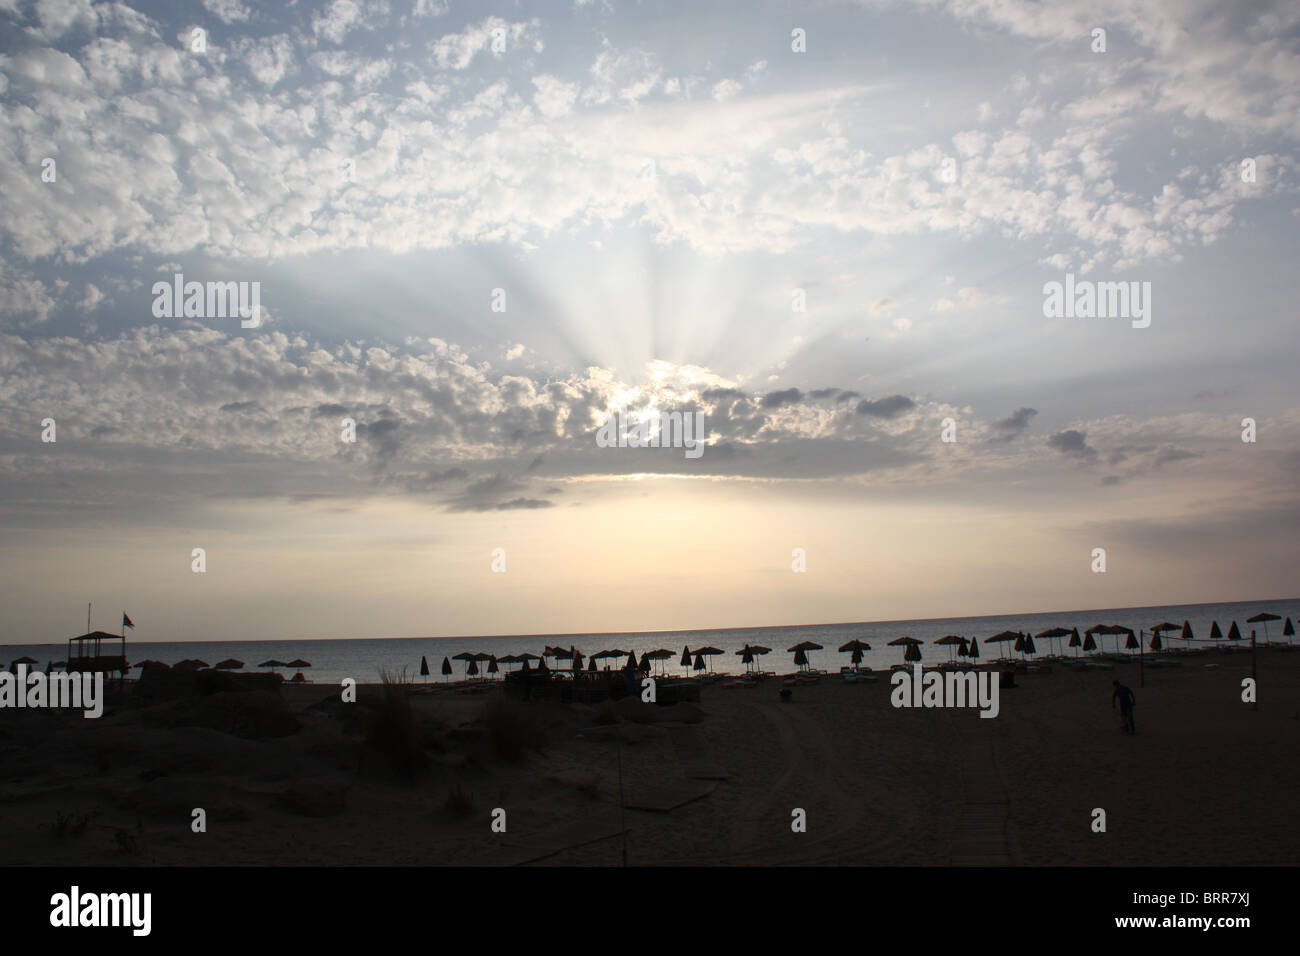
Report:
1139,628,1144,688
1251,629,1258,711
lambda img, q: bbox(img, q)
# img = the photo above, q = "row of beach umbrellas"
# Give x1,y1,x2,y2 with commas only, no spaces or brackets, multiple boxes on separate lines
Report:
418,613,1297,680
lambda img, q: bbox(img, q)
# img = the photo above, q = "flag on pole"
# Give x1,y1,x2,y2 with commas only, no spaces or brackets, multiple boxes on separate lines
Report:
122,612,134,629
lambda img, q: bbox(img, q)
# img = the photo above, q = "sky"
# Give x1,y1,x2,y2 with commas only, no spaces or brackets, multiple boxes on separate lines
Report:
0,0,1297,644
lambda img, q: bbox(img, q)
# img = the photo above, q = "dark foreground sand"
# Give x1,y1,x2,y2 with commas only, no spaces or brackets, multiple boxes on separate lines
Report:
2,648,1297,865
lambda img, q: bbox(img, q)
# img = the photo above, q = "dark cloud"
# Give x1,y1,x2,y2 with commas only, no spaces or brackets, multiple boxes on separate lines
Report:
313,403,349,418
761,388,803,409
1046,429,1097,458
220,400,262,413
992,406,1038,440
855,395,915,418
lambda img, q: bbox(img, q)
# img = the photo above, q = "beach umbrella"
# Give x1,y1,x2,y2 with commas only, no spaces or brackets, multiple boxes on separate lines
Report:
933,636,964,662
644,648,674,676
258,659,287,670
517,652,541,663
967,637,980,659
441,656,452,680
1068,627,1081,656
287,658,311,669
1210,621,1223,640
792,648,808,670
537,655,549,672
215,658,245,670
1125,632,1139,650
694,647,724,672
1227,621,1242,641
787,641,823,671
1149,630,1162,651
680,646,693,674
1180,621,1193,650
419,656,430,681
1247,612,1281,644
173,659,207,671
1023,634,1037,655
571,646,584,667
452,652,475,662
520,657,530,671
587,656,597,673
12,656,38,666
625,650,638,671
1082,633,1097,653
693,652,706,672
1036,627,1071,657
985,631,1020,659
1283,617,1295,640
467,658,479,677
487,657,499,676
1150,622,1178,654
738,646,755,673
904,642,922,663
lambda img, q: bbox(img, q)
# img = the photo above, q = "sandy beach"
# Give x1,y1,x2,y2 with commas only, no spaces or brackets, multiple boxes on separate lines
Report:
2,648,1297,866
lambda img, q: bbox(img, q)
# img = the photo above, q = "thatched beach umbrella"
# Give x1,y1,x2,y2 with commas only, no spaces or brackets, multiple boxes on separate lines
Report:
985,631,1020,659
1150,622,1178,653
215,658,244,670
644,648,674,676
1036,627,1072,657
258,659,287,670
287,658,311,669
840,638,872,669
887,636,922,666
1247,612,1281,644
787,641,823,672
933,636,963,662
1227,621,1242,641
694,646,724,672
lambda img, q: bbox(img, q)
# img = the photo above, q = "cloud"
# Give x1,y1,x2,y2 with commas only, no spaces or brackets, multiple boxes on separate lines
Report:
992,406,1038,440
1046,428,1097,458
855,395,915,418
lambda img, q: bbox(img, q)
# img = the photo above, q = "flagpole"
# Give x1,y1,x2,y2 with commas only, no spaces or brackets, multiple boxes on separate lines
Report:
87,602,91,633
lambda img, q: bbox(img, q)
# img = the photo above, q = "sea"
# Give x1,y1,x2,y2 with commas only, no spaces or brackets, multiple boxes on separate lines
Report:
5,598,1296,685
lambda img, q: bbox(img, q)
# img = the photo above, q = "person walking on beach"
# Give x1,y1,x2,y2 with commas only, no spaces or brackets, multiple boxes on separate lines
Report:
1112,680,1136,735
